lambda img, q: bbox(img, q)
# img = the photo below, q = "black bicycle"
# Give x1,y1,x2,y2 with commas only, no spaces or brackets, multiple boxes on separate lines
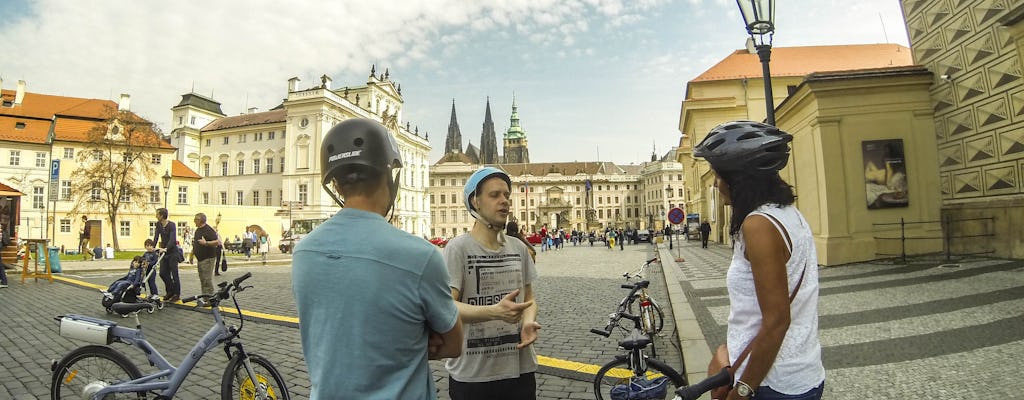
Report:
591,279,733,400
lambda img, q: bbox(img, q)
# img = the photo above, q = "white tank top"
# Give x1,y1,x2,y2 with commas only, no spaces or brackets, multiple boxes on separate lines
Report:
726,204,826,394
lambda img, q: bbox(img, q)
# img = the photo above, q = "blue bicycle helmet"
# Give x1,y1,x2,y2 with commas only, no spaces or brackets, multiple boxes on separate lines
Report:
463,167,512,218
693,120,792,174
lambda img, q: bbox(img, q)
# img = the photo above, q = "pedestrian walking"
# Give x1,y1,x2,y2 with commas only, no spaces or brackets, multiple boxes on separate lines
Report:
700,220,712,249
445,167,540,400
153,208,180,303
694,120,825,400
0,223,9,288
191,213,221,297
292,119,462,399
79,215,92,260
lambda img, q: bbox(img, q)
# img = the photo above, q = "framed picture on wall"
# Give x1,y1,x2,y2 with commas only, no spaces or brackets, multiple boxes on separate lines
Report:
862,139,909,209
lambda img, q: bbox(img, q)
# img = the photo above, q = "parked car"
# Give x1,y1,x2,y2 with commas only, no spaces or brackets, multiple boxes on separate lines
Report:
636,230,652,243
429,237,449,248
525,233,544,244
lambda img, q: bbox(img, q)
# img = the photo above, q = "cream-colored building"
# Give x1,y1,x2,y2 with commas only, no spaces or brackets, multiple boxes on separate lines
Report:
170,67,433,239
901,0,1024,259
430,98,686,237
676,44,949,265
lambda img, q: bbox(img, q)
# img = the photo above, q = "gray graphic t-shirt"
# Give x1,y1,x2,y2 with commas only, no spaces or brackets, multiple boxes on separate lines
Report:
444,234,539,382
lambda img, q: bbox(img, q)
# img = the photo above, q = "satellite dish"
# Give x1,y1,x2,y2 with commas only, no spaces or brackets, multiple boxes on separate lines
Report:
745,37,757,54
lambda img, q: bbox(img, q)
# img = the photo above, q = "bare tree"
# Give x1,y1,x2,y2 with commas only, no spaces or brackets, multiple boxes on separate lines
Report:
68,105,165,251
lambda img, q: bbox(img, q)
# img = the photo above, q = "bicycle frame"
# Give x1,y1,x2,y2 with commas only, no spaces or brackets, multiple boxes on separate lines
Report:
84,307,234,398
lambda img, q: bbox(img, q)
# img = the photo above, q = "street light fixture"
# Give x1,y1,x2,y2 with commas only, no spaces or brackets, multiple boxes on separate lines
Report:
161,170,171,209
736,0,776,125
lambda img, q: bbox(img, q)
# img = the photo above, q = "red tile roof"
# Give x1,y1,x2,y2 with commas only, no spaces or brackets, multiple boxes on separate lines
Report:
0,89,173,149
0,117,50,144
172,159,201,179
692,44,914,83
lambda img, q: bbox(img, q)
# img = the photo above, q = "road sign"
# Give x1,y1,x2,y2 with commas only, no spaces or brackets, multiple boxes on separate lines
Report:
48,159,61,201
668,207,685,225
50,159,61,180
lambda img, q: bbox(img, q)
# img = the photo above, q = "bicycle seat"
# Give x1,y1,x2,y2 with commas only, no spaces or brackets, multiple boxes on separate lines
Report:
618,331,652,350
111,302,155,314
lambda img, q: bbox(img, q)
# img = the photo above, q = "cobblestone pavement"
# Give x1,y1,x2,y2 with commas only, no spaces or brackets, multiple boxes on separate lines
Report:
667,238,1024,399
1,242,677,399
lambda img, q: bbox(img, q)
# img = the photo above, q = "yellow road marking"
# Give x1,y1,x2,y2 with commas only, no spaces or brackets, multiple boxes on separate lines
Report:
55,275,614,375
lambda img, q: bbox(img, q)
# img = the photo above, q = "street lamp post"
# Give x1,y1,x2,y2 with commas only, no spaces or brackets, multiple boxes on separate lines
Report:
161,170,171,210
665,185,673,250
736,0,776,125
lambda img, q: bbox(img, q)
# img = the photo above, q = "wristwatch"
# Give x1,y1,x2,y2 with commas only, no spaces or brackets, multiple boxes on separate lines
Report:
735,380,755,398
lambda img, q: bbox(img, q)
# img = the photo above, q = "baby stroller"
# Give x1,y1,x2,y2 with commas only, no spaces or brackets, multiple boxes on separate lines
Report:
101,253,165,317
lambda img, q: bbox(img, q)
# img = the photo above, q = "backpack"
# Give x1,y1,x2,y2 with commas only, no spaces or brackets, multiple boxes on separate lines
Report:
609,376,670,400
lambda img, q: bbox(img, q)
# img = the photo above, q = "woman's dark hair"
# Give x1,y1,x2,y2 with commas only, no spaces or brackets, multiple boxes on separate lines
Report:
717,169,795,236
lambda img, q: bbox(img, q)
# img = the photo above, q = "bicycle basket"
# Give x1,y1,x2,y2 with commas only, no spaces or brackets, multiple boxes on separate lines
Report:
610,376,671,400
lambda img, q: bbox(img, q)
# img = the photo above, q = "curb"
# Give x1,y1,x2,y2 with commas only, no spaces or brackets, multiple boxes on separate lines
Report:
657,245,713,394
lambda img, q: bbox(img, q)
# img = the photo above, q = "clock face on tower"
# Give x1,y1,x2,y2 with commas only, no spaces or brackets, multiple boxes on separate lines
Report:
299,117,309,129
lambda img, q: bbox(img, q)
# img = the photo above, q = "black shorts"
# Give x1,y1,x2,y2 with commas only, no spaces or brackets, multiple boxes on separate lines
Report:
449,372,536,400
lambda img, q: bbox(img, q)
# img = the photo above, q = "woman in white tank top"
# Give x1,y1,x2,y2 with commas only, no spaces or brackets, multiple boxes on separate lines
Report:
693,121,825,400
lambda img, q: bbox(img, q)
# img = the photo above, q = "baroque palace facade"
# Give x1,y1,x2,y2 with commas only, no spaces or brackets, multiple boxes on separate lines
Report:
428,98,683,239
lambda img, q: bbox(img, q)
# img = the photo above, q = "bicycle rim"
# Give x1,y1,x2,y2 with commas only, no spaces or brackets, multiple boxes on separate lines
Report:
222,353,290,400
593,357,686,400
51,345,144,400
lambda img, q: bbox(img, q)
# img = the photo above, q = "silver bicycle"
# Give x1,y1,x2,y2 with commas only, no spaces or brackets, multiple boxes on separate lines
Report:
51,272,289,399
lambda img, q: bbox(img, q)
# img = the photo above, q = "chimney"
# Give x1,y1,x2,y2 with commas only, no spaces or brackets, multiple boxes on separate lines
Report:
15,80,26,105
118,93,131,111
248,107,257,114
288,77,300,92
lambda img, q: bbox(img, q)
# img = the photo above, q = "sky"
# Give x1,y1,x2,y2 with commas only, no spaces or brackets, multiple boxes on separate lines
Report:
0,0,909,166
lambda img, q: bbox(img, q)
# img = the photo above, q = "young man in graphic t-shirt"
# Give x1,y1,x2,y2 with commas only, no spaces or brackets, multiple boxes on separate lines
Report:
444,167,540,400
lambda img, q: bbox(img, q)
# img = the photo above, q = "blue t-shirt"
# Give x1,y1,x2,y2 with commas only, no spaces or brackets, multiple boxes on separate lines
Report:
292,208,458,400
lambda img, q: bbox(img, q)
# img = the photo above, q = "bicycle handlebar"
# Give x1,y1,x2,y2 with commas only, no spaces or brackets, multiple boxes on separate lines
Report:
182,272,254,305
590,328,611,337
674,367,732,400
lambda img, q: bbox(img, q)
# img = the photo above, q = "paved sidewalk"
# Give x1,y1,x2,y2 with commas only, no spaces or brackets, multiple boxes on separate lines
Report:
660,236,1024,399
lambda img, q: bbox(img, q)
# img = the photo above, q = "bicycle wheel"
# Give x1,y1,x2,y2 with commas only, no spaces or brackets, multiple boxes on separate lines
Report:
221,353,290,400
51,345,145,400
629,298,666,335
593,356,686,400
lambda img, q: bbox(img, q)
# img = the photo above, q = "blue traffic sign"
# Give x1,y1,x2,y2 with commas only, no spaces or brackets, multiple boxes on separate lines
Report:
50,159,61,180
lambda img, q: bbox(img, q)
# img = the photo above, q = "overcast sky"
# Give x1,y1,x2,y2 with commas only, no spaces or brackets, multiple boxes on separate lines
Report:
1,0,909,165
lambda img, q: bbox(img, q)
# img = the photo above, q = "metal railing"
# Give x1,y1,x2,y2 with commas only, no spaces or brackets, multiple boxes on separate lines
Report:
872,216,996,264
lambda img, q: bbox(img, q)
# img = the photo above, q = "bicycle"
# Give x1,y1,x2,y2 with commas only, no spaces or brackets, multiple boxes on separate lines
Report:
50,272,290,400
590,302,686,400
590,284,733,400
620,257,666,357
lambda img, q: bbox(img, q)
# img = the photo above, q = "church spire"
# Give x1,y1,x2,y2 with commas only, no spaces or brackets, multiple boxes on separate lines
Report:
479,97,499,164
444,99,463,154
502,94,530,163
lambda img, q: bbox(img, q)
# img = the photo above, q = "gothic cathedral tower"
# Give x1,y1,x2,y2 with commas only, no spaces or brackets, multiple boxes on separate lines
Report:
479,98,500,164
502,96,530,164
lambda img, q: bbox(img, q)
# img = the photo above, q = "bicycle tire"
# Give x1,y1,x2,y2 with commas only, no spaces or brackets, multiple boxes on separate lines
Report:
629,298,665,335
593,356,687,400
51,345,145,400
221,352,291,400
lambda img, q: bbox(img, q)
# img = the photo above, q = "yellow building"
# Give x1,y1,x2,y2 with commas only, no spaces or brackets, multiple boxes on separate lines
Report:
0,81,180,252
676,44,949,265
901,0,1024,259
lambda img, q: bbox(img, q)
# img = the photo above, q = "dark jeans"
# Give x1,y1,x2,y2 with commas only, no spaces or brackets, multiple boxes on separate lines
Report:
753,381,824,400
0,264,8,285
701,235,709,248
158,252,180,296
144,265,159,296
449,372,536,400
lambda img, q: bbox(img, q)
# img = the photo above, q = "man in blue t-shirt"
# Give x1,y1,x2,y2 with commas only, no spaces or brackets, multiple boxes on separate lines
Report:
292,119,462,399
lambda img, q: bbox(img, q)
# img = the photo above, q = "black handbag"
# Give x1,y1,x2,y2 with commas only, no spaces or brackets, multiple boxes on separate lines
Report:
221,257,228,272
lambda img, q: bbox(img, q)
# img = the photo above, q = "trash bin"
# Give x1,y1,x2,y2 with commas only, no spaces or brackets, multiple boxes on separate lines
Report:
48,247,62,273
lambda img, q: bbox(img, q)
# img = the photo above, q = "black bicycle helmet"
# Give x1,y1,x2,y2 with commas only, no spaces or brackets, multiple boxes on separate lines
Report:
320,118,402,208
692,120,792,173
